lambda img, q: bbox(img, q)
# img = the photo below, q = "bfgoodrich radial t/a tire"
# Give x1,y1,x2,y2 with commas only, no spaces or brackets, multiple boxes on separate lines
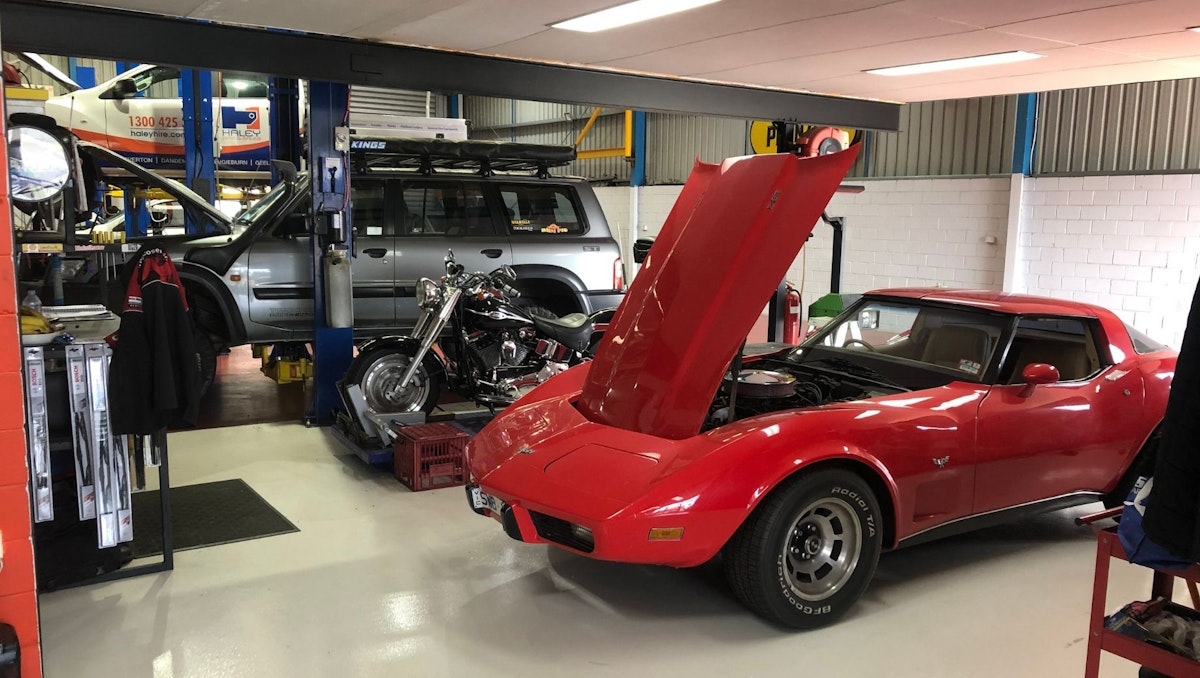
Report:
725,469,883,630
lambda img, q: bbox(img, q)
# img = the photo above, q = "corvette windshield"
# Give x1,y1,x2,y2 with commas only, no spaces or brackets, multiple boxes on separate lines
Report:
795,299,1010,381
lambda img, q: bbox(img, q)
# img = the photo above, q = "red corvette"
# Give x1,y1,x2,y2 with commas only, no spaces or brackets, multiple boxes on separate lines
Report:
464,148,1176,629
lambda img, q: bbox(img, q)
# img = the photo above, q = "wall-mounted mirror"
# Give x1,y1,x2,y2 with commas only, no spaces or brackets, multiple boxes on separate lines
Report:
8,125,70,204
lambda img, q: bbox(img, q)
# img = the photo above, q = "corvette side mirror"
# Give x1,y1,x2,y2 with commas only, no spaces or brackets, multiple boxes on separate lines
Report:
1017,363,1059,398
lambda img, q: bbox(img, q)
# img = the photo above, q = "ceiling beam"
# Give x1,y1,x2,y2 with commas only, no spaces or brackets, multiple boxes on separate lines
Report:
1,1,900,131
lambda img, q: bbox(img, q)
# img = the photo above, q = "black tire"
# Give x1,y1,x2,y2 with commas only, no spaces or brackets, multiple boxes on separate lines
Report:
193,326,217,398
724,469,882,630
343,344,442,414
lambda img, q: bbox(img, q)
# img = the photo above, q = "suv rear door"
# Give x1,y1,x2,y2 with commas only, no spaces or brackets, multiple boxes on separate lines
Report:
496,180,616,294
350,177,398,328
392,178,509,326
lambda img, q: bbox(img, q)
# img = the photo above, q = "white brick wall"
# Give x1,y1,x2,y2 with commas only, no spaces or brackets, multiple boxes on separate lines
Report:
590,171,1198,348
596,177,1009,319
635,185,685,238
1018,174,1200,347
789,177,1009,316
593,186,633,268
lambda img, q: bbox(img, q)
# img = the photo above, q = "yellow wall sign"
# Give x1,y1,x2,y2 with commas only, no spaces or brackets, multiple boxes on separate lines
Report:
749,121,860,155
749,121,779,155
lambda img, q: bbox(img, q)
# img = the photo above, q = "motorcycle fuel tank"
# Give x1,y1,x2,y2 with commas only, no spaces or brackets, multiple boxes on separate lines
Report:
578,147,860,440
464,296,531,332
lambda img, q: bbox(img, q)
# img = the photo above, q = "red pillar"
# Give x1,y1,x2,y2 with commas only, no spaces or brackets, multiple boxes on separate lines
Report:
0,75,43,677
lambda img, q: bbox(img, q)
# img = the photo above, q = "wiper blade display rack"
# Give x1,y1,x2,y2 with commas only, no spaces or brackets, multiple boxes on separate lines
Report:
349,137,576,178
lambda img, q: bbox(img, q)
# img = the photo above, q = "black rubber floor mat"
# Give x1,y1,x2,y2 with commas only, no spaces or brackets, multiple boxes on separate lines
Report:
131,479,298,558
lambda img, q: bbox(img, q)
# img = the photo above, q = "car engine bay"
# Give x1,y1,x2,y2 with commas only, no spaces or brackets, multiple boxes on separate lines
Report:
706,361,904,427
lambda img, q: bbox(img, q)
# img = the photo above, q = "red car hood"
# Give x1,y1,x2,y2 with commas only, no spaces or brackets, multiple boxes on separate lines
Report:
578,147,859,440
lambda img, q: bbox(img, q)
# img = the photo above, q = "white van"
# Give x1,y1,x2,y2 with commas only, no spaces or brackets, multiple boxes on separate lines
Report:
44,64,272,178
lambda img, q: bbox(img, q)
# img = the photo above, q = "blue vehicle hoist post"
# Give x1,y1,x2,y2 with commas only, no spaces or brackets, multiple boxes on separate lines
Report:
268,77,302,181
306,80,355,426
181,69,216,233
121,190,152,239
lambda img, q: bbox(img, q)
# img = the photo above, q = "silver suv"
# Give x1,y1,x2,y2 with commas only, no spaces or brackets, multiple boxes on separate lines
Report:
69,141,626,387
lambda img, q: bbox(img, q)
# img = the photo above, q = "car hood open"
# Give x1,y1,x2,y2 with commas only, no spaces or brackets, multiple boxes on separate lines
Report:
76,140,232,236
577,147,859,440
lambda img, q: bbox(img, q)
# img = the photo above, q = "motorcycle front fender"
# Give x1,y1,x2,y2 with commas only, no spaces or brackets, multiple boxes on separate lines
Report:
354,335,448,380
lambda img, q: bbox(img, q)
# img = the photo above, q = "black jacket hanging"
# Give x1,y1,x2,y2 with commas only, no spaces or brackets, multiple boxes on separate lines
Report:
1144,277,1200,560
109,242,202,434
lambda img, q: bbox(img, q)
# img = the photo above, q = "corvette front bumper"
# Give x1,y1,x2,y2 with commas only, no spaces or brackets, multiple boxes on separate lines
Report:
464,483,727,567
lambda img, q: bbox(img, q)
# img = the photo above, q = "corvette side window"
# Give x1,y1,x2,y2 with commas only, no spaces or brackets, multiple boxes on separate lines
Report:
1001,317,1103,384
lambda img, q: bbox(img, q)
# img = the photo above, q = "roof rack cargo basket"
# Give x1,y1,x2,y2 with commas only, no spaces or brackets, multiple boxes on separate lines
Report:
349,137,576,178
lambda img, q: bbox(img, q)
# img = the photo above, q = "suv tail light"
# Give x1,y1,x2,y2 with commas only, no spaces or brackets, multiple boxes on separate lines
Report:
614,257,626,291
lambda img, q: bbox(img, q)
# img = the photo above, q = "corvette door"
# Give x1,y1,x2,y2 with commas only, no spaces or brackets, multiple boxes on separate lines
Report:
973,316,1146,512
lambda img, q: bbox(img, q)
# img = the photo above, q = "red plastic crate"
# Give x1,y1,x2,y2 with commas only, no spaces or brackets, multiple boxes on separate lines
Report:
393,422,469,491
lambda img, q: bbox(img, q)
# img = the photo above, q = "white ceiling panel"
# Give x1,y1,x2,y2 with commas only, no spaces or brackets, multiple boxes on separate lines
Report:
193,0,411,36
996,0,1200,45
481,0,901,64
889,0,1145,30
57,0,207,14
700,30,1077,87
366,1,617,52
598,8,974,77
868,60,1200,101
1088,31,1200,60
45,0,1200,103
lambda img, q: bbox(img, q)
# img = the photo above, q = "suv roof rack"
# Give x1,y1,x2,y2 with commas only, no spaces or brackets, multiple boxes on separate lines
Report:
349,137,576,179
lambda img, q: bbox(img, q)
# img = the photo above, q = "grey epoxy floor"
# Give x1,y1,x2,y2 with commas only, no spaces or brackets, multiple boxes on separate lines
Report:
38,422,1155,677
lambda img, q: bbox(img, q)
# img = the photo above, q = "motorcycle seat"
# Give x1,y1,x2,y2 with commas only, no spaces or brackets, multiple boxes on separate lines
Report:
533,313,593,353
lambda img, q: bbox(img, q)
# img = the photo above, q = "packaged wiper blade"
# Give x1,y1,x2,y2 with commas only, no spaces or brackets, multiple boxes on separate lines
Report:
23,347,53,522
66,345,96,519
86,343,118,548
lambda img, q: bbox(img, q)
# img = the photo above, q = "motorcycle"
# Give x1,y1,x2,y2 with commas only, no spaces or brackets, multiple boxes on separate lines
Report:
344,250,614,414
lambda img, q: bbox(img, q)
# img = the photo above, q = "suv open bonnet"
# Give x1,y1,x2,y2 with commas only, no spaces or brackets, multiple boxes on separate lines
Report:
577,147,860,440
76,140,232,237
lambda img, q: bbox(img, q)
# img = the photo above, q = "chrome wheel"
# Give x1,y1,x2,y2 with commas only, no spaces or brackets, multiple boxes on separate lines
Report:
360,353,433,413
781,497,863,602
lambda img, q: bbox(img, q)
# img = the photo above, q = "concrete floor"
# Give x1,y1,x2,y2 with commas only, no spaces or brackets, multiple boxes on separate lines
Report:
38,422,1160,677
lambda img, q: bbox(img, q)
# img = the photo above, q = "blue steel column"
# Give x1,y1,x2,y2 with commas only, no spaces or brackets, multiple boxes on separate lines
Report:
307,81,354,426
180,69,216,232
122,191,150,238
268,77,302,181
630,111,647,187
1013,93,1038,176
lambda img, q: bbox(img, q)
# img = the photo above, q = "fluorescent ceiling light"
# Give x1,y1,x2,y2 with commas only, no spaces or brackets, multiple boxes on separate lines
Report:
866,51,1044,77
552,0,721,33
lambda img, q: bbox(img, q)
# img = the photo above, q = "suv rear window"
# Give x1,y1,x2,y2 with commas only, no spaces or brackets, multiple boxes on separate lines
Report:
400,181,493,237
498,185,585,236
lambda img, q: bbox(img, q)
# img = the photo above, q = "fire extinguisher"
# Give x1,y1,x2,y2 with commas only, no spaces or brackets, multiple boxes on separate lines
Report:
783,284,802,344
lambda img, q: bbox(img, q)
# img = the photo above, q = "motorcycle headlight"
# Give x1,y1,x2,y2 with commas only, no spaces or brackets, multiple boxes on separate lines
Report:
416,278,442,310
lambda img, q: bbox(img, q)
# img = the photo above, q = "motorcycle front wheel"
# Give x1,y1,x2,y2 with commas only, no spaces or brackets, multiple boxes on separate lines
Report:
345,345,443,414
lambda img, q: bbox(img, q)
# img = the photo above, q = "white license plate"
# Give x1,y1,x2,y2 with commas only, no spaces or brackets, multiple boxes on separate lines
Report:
470,486,506,515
